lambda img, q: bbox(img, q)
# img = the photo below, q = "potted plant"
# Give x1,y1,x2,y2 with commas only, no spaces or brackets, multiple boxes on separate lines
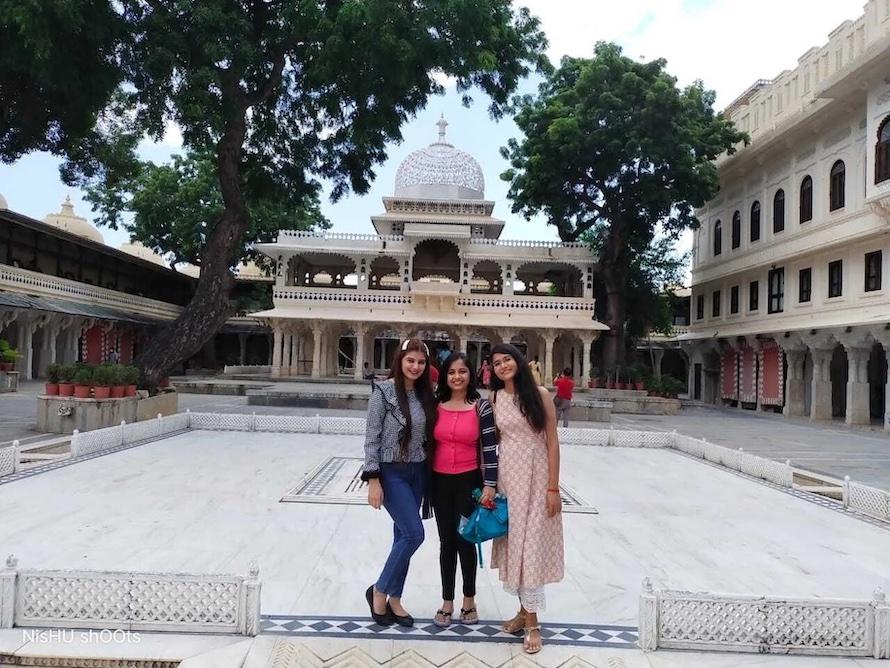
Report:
614,366,625,390
1,344,18,372
92,365,112,399
59,364,76,396
588,366,602,389
73,366,94,399
123,365,139,397
631,365,645,391
45,363,61,395
605,368,615,390
110,365,126,398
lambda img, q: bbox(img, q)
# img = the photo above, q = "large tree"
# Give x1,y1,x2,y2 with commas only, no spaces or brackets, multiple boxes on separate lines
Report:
3,1,547,390
502,42,745,368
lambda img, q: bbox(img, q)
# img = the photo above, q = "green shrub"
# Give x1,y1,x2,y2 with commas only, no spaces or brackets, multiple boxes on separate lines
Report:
59,364,76,383
92,365,113,387
47,363,61,383
122,365,139,386
74,367,94,386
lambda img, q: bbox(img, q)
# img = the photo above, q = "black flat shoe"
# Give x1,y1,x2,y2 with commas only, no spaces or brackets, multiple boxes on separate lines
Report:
387,602,414,627
365,585,393,626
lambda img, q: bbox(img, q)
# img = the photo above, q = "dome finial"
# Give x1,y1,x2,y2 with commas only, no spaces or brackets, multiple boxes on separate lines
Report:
436,114,448,143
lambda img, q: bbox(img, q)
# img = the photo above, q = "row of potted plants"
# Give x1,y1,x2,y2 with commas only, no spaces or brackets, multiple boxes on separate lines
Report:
0,339,19,372
587,365,647,390
643,375,686,399
46,363,140,399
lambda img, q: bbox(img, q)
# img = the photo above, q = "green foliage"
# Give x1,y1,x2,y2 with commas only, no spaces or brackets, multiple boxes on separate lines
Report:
92,365,113,387
0,1,123,161
59,364,76,383
122,365,139,386
85,151,328,269
46,363,61,383
74,367,94,386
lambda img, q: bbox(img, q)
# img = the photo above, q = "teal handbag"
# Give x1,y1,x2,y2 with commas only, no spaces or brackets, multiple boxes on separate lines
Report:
459,488,509,566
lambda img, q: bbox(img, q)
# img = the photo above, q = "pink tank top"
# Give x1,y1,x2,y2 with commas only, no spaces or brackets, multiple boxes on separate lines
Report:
432,405,480,475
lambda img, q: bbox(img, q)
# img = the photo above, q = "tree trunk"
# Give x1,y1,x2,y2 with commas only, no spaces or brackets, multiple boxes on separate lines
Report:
135,114,249,392
601,278,626,371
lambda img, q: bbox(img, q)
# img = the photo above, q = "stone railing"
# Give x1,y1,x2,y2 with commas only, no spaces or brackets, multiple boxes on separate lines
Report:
272,287,412,305
844,477,890,521
0,445,15,477
639,578,890,658
69,413,191,458
0,556,261,635
469,238,586,249
278,230,405,243
456,295,596,312
0,263,183,320
673,434,793,487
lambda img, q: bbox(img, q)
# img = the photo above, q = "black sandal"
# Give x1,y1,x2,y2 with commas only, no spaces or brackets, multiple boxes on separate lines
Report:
460,607,479,624
433,609,452,627
365,585,392,626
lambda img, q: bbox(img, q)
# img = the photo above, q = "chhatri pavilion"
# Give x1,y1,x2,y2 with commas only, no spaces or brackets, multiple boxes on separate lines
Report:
253,118,607,382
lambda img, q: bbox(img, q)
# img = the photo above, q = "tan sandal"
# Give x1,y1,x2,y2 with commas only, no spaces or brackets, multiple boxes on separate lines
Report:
501,610,526,634
523,625,542,654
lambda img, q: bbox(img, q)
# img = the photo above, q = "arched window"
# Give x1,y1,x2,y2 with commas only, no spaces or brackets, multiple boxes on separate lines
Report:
829,160,845,211
877,117,890,184
773,189,785,233
750,201,761,242
731,210,741,249
800,175,813,223
713,220,722,256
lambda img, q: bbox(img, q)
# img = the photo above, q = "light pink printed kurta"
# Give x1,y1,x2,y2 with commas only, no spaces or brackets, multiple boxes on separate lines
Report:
490,392,564,588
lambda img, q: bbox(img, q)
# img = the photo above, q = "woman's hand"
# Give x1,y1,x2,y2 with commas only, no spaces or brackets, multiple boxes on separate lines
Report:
546,489,562,517
480,485,497,506
368,478,384,509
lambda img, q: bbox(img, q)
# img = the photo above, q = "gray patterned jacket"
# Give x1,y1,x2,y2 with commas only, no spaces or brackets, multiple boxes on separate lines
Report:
361,379,428,480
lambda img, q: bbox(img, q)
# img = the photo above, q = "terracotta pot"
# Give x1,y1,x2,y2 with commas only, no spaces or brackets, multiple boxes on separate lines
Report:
159,377,170,388
635,381,645,391
74,385,92,399
111,385,126,398
44,383,59,396
606,382,615,389
0,362,12,372
59,383,75,397
616,382,626,390
591,379,602,389
94,386,111,399
125,384,137,397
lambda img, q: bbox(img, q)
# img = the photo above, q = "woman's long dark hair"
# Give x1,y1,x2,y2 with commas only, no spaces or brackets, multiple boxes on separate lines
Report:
489,342,546,433
435,352,480,404
389,338,437,459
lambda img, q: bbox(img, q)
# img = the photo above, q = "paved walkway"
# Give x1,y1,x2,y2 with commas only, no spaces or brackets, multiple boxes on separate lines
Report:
4,381,890,488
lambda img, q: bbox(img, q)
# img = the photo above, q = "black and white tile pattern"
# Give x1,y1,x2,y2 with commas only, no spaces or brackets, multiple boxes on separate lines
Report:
260,614,638,649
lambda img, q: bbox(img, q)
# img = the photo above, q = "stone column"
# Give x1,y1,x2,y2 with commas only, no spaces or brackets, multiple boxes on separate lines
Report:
238,333,248,366
15,316,40,380
281,333,291,372
37,317,61,378
543,330,556,386
783,348,807,417
580,336,594,388
311,324,323,378
460,333,469,355
289,334,299,375
810,348,833,421
652,348,665,380
353,324,367,380
846,346,872,426
271,325,283,378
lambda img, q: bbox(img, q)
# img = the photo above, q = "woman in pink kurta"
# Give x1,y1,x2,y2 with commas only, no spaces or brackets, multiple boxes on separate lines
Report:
489,343,564,655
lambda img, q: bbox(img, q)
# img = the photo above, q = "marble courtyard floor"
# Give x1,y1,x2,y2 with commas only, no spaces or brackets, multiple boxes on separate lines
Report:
1,427,889,665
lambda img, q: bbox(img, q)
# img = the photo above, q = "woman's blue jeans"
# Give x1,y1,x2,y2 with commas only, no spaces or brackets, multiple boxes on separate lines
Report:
376,462,426,598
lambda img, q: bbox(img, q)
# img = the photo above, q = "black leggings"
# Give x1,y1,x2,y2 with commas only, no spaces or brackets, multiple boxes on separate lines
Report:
431,469,482,601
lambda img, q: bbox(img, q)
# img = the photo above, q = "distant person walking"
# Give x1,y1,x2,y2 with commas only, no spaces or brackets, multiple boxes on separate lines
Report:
489,343,564,655
479,358,492,389
552,368,574,428
430,351,498,627
362,338,437,628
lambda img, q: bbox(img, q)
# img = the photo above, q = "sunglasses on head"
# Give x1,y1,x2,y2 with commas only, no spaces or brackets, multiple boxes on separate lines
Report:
401,339,430,356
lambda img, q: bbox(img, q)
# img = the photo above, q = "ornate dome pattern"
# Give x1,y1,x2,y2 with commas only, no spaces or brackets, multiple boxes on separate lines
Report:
394,117,485,200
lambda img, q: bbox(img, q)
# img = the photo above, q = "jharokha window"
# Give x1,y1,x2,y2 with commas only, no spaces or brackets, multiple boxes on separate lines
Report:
800,175,813,223
829,160,845,211
877,117,890,184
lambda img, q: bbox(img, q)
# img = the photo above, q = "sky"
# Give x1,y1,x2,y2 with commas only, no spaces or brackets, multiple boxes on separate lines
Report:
0,0,866,256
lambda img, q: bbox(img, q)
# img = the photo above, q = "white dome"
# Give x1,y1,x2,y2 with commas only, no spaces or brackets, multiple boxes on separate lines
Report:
43,196,105,244
119,240,167,266
394,117,484,200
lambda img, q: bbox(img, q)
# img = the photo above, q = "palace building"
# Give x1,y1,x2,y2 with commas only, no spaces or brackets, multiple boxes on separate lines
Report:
252,117,607,382
685,0,890,427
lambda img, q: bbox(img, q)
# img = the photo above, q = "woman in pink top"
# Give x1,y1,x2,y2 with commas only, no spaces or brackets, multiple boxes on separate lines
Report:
430,352,499,628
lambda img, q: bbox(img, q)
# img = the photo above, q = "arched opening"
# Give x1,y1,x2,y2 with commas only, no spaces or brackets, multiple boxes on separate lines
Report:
731,210,741,249
750,201,761,242
369,255,401,290
876,116,890,184
869,341,888,423
713,220,722,256
515,262,583,297
412,239,460,282
286,253,357,288
800,175,813,223
773,189,785,233
830,343,848,419
829,160,846,211
471,260,502,294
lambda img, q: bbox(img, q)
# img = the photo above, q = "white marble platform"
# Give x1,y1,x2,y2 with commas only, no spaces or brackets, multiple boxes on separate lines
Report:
1,429,888,631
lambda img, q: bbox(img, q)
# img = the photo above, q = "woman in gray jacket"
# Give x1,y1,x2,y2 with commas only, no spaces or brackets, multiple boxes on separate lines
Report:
362,338,437,627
